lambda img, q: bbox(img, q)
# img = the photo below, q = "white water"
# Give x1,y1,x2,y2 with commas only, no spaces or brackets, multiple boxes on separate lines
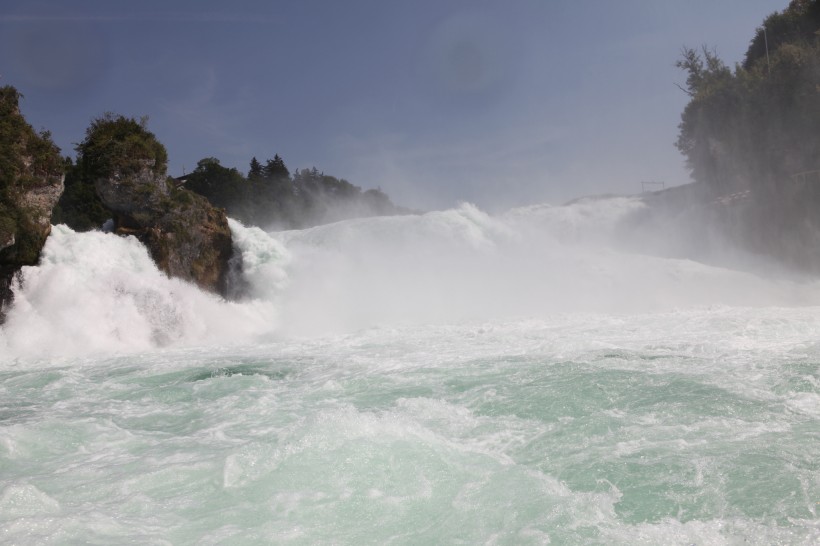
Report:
1,198,818,544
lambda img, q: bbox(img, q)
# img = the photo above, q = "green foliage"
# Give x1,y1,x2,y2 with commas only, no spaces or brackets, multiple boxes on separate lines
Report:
169,185,195,207
248,157,263,180
743,0,820,70
75,113,168,181
181,153,401,228
0,85,64,266
676,0,820,192
262,155,289,180
54,113,169,231
0,86,26,193
184,157,249,211
0,86,64,193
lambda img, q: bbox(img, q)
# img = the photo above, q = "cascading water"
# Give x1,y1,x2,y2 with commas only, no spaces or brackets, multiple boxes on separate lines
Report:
1,198,818,544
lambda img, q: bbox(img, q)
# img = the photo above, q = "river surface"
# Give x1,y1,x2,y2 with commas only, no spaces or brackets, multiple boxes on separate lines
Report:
1,199,818,544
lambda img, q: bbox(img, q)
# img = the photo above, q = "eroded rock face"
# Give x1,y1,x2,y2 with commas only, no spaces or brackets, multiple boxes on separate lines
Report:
20,178,66,234
95,165,233,295
0,176,65,320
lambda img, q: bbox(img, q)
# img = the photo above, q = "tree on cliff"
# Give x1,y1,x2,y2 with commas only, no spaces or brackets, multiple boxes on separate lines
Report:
76,113,168,180
0,85,64,266
676,0,820,193
55,114,169,231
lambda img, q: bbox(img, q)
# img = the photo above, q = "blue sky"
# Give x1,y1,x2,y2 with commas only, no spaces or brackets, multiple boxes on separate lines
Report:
1,0,788,211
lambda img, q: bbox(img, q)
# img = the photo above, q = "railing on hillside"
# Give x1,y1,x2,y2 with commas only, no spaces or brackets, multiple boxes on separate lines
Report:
640,181,665,193
791,170,820,184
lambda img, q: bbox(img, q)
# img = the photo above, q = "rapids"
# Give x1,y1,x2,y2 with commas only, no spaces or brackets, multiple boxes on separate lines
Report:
0,198,818,544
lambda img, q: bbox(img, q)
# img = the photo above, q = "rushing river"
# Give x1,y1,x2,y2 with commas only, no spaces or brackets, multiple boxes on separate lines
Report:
1,198,818,544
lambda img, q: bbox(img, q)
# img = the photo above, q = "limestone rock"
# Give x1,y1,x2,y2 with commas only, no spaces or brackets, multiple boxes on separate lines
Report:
95,165,233,295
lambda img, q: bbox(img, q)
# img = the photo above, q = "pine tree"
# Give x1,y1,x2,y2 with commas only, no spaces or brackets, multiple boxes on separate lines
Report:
248,157,263,180
262,154,290,180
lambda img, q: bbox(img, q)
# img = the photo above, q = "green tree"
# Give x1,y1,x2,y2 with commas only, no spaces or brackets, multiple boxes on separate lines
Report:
53,113,168,231
262,154,290,180
743,0,820,70
0,85,64,264
184,157,249,213
76,113,168,180
248,157,263,180
676,0,820,193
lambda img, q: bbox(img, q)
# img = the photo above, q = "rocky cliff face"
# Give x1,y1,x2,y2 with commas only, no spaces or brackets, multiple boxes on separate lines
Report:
0,170,64,260
95,163,233,295
1,102,235,323
0,86,65,320
68,114,236,296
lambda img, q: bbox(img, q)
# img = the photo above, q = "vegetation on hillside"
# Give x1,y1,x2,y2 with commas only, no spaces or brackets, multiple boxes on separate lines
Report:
675,0,820,193
54,114,169,230
54,120,404,232
0,85,64,265
671,0,820,271
183,155,402,229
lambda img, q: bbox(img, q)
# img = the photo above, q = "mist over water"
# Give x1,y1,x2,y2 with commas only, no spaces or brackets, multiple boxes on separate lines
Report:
272,198,820,335
3,196,818,353
1,197,819,544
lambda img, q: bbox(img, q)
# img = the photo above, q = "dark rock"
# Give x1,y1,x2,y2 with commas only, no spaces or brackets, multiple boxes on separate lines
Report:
95,163,233,295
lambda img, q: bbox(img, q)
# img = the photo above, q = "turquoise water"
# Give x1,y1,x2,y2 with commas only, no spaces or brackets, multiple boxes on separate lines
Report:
1,201,819,543
2,309,818,544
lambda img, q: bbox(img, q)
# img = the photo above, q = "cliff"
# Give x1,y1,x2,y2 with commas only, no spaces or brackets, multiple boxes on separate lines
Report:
76,114,233,295
0,86,65,320
94,160,233,294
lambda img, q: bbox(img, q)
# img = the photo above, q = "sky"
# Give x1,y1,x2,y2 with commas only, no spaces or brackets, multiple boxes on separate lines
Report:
0,0,789,212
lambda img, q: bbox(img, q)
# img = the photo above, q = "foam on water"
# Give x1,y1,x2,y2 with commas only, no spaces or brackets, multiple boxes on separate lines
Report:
0,224,282,359
1,198,819,543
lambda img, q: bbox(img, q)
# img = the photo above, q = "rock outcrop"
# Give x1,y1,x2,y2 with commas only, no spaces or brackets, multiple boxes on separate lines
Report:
95,163,233,294
0,104,235,321
68,113,234,296
0,86,65,320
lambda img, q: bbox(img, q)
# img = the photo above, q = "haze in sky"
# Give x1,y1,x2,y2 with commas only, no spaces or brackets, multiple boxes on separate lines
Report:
1,0,787,211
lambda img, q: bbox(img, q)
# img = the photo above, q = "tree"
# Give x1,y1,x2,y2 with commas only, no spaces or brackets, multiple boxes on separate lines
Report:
262,154,290,180
675,0,820,193
184,157,248,212
0,85,64,264
52,113,168,231
743,0,820,70
75,113,168,180
248,157,263,180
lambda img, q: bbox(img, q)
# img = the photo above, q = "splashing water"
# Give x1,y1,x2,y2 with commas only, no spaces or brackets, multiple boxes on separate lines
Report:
1,199,818,544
